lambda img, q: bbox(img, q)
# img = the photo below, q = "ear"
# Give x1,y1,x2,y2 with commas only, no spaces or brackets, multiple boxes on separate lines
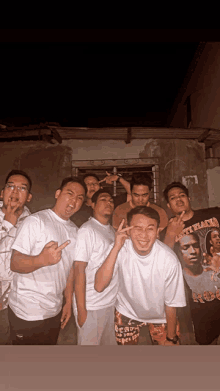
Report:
55,189,61,199
91,202,95,211
157,227,162,239
0,189,4,199
167,202,171,210
26,193,32,203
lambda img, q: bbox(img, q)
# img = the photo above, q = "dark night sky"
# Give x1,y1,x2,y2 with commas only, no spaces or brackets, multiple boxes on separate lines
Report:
1,41,199,127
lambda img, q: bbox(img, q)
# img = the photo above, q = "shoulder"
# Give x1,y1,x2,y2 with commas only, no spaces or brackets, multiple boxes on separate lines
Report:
149,203,167,215
155,240,179,263
114,202,130,214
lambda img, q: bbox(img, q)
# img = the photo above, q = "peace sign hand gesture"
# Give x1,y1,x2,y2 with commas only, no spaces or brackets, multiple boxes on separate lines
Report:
114,219,133,250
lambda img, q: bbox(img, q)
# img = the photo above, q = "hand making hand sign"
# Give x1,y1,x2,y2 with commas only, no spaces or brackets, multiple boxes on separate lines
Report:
114,219,133,250
39,240,71,266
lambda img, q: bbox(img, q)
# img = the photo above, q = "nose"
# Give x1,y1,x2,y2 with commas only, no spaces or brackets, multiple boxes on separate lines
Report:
189,245,196,254
12,186,19,194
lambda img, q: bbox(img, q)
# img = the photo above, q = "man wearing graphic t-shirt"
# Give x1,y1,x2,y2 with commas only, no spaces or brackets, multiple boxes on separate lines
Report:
161,181,220,345
95,206,186,345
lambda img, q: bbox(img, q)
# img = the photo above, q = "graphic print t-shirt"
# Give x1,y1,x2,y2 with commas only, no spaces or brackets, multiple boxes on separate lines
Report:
161,207,220,344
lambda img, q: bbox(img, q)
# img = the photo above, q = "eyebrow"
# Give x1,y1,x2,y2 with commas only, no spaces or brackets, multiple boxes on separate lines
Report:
7,181,28,187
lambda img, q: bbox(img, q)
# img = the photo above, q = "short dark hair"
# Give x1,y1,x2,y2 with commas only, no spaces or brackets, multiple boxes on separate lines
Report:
127,206,160,227
59,176,87,194
163,181,189,203
83,173,100,183
130,173,152,192
91,187,114,204
5,170,32,192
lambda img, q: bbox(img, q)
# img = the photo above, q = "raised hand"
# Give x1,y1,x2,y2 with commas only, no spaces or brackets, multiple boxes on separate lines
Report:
99,171,119,185
4,197,22,226
115,219,133,250
166,211,185,237
39,240,70,266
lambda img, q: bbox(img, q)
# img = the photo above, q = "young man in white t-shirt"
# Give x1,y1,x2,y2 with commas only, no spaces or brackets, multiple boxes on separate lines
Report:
73,188,117,345
8,176,86,345
95,206,186,345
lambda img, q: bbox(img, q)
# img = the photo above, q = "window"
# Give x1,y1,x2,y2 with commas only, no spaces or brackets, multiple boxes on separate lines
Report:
72,158,160,205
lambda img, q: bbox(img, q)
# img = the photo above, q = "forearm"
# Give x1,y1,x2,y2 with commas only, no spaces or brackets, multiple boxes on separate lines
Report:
165,305,177,339
74,264,87,313
119,178,130,195
163,232,176,249
95,246,119,292
10,249,44,274
64,265,75,305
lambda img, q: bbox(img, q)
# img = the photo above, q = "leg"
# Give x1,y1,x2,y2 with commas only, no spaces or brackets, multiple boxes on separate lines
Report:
0,307,11,345
114,309,143,345
8,306,62,345
99,306,117,346
76,310,100,345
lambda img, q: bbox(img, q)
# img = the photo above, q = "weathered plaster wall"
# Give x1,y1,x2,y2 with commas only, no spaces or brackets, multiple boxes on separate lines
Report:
0,138,208,214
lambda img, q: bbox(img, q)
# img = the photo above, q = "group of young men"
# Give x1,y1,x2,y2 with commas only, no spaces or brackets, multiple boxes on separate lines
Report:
1,168,220,346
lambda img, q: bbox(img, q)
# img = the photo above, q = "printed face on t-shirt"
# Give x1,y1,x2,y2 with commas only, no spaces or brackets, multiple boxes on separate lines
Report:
167,187,191,216
1,174,32,213
84,176,100,200
210,229,220,253
178,234,202,274
53,181,85,220
131,185,150,207
128,213,159,256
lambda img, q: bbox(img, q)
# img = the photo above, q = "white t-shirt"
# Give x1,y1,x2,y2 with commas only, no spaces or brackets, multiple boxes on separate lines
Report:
115,239,186,323
9,209,78,321
73,217,117,312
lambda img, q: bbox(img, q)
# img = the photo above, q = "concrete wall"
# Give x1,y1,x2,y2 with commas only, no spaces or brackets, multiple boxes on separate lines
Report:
0,138,208,215
171,43,220,130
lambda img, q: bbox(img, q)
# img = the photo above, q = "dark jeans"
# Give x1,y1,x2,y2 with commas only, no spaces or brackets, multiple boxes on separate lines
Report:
8,306,62,345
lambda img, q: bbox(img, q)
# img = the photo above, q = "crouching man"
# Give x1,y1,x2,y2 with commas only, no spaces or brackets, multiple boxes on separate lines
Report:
95,206,186,345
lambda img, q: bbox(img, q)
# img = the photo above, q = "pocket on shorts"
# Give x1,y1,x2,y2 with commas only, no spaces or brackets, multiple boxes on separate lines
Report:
76,312,89,329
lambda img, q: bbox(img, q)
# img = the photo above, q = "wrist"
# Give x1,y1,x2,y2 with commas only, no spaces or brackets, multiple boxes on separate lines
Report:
166,335,179,344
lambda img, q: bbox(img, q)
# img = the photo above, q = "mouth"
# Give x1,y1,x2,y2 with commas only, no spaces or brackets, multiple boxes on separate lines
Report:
66,204,75,213
137,240,150,247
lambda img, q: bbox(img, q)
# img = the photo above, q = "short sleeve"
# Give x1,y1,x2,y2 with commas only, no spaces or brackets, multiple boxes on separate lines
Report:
74,227,94,263
11,215,41,255
164,256,186,308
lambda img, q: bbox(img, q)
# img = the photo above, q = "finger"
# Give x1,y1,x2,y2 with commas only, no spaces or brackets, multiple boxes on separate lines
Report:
106,171,111,176
99,178,106,184
120,226,134,233
45,241,58,248
57,240,71,251
178,211,185,222
118,219,125,231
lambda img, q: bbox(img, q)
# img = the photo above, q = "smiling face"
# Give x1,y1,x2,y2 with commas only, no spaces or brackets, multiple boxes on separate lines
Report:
84,176,100,200
131,185,150,207
128,213,159,256
53,181,85,220
167,187,191,216
92,192,114,222
1,174,32,213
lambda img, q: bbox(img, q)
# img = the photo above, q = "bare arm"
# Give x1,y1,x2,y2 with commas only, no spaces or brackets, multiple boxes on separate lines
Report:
165,305,177,340
100,172,131,195
74,261,88,327
95,220,133,292
10,240,70,274
163,211,185,249
60,265,75,329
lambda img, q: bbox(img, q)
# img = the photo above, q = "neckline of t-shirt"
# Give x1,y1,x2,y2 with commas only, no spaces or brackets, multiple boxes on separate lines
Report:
49,209,71,225
128,238,156,259
90,217,112,229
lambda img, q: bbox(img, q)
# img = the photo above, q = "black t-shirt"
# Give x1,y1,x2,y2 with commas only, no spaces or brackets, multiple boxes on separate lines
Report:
160,207,220,344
